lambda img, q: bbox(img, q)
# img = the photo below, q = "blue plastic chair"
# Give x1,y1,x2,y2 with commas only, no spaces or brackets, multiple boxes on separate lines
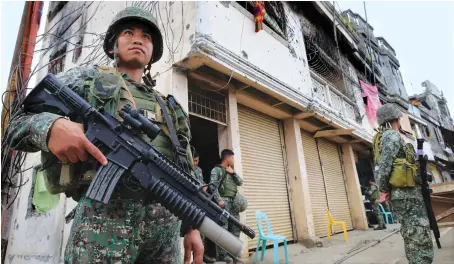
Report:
254,211,289,264
378,204,394,224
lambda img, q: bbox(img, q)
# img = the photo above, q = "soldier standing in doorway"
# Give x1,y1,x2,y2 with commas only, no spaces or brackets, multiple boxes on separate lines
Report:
365,179,386,230
209,149,244,264
192,149,217,264
373,104,434,264
4,7,205,264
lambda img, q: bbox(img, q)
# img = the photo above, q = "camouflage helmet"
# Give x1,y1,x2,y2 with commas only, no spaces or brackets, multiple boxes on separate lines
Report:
103,6,163,64
376,103,403,126
232,194,248,214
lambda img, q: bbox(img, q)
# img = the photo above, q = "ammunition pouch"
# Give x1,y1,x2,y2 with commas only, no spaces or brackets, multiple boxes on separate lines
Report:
389,158,419,187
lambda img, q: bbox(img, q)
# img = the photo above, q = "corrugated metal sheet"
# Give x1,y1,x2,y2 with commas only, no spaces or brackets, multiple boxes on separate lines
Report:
301,130,328,237
318,139,353,232
301,131,354,236
238,106,293,249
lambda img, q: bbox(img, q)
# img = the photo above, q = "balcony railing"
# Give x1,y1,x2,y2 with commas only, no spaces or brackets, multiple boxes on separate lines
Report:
310,72,358,121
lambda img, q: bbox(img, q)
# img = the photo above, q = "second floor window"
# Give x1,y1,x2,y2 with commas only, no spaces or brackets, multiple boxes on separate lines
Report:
49,49,66,75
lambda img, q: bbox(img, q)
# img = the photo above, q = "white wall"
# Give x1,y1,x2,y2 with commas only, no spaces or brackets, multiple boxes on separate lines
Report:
4,153,67,264
196,1,312,95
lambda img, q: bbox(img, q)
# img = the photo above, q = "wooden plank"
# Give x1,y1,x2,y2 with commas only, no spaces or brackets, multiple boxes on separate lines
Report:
314,129,355,138
294,112,315,120
431,195,454,204
430,182,454,195
438,222,454,228
350,139,362,143
436,207,454,221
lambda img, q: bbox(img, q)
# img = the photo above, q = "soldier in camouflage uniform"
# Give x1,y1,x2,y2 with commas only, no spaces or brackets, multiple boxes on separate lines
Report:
365,180,386,230
209,149,243,264
192,149,217,263
4,7,204,264
374,104,434,264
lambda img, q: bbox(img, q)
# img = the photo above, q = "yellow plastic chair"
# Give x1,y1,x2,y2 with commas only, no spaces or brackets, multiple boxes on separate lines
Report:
326,208,348,242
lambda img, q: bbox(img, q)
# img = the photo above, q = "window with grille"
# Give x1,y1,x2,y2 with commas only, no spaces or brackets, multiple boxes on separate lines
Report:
188,86,227,125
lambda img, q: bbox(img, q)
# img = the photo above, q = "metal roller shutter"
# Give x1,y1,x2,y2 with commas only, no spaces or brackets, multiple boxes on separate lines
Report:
238,106,293,249
301,131,329,237
318,139,353,232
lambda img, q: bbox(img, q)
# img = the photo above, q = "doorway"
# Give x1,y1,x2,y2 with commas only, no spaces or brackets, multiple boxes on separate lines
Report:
189,114,221,259
189,115,221,183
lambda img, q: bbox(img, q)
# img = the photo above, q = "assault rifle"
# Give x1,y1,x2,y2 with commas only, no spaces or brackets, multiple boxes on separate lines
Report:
416,138,441,249
22,74,255,257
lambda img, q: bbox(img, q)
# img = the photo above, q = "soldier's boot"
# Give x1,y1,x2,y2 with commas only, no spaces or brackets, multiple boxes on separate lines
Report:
374,225,386,230
223,256,233,263
368,224,374,228
203,255,216,263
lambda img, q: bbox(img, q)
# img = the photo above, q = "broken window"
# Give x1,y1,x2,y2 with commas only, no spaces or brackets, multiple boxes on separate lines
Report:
48,1,68,21
49,48,66,75
236,1,286,38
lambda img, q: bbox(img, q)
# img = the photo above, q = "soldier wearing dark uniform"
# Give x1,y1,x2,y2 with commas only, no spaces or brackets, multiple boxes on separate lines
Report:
4,7,204,264
373,104,434,264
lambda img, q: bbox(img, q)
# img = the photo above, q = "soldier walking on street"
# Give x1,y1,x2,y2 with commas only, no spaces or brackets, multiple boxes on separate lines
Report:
4,7,204,264
373,104,434,264
366,179,387,230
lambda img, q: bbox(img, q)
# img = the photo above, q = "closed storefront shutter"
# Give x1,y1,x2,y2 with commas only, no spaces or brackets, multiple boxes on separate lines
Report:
238,106,293,249
301,131,354,236
318,139,353,232
301,130,328,237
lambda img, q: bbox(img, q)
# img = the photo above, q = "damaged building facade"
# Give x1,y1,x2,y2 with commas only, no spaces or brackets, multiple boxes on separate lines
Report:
3,1,452,263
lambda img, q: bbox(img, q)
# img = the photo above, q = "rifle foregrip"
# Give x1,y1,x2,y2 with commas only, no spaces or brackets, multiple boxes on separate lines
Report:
148,177,206,228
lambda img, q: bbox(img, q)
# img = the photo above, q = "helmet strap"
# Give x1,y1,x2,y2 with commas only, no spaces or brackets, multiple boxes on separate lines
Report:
143,61,156,88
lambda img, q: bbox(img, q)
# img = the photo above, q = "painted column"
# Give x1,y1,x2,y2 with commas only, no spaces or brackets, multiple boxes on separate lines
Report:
283,118,316,243
217,88,248,258
341,143,368,230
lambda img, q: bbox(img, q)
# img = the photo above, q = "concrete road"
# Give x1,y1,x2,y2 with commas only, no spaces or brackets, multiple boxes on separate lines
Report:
219,224,453,264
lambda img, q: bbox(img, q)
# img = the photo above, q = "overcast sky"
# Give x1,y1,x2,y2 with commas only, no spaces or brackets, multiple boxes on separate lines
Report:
1,1,454,114
337,1,454,113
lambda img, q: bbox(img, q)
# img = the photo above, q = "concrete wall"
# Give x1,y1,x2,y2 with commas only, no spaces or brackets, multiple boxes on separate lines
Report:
380,54,408,99
4,153,68,264
196,1,312,96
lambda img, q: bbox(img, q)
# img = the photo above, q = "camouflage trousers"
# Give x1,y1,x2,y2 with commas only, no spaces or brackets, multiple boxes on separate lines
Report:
217,197,240,259
393,198,434,264
371,202,386,227
64,197,181,264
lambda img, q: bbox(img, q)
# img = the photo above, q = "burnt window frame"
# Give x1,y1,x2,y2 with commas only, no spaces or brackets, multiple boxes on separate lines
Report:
48,1,68,21
48,48,67,75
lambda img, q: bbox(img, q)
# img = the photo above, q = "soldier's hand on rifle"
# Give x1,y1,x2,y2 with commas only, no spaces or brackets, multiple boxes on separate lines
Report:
226,166,234,174
183,229,204,264
219,200,225,208
48,118,108,166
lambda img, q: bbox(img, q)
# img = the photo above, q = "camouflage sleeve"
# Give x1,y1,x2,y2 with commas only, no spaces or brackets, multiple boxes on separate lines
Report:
4,67,95,153
209,167,223,203
376,131,402,193
232,172,243,186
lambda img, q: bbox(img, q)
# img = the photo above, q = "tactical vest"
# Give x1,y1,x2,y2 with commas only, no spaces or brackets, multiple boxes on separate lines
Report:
41,66,193,197
373,130,421,188
218,167,238,198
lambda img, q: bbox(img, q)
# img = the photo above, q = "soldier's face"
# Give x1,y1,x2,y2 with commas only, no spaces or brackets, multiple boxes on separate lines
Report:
117,23,153,68
193,157,199,167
